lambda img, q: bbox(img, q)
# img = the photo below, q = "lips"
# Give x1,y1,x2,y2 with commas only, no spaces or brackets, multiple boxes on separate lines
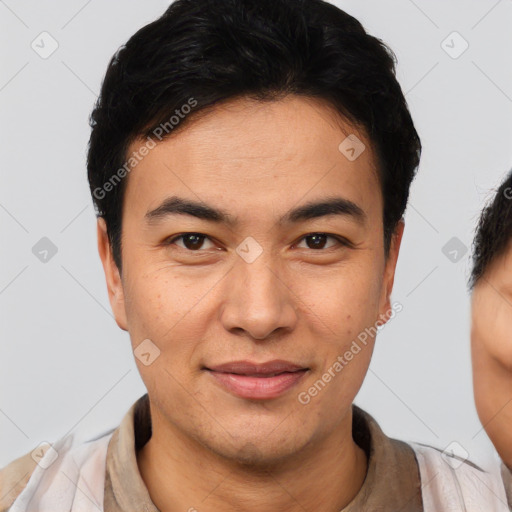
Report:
204,360,309,399
206,359,306,375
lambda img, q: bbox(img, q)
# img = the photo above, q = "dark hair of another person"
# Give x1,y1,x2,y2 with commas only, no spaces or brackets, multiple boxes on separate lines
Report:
87,0,421,271
470,169,512,289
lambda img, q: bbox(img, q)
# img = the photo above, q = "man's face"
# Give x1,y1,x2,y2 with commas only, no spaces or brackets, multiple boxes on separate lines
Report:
99,95,401,465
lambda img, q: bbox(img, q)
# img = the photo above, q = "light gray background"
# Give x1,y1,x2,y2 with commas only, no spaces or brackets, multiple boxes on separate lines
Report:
1,0,511,471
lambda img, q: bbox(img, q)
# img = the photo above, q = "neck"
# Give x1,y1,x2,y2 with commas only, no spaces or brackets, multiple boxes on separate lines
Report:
137,406,368,512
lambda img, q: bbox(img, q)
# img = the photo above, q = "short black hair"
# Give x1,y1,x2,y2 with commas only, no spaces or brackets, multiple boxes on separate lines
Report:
470,169,512,289
87,0,421,271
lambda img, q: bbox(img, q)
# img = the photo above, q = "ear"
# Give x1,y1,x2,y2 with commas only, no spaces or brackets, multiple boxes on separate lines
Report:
378,219,405,324
97,217,128,331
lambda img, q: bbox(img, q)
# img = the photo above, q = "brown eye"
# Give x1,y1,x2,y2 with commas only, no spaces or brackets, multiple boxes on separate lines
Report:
168,233,216,251
296,233,344,250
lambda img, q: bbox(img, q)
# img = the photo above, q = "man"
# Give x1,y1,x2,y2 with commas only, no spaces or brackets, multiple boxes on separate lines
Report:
1,0,510,510
470,169,512,507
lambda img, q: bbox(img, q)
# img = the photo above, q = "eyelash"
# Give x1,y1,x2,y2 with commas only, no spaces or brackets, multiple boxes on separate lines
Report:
165,232,351,252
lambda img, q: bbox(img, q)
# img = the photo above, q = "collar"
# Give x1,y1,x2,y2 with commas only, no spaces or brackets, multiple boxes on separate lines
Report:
104,394,422,511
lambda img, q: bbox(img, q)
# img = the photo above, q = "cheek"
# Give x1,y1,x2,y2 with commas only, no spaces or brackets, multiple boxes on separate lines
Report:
123,276,169,340
123,265,208,338
122,265,220,380
124,275,204,387
474,299,512,364
472,294,496,342
301,261,384,333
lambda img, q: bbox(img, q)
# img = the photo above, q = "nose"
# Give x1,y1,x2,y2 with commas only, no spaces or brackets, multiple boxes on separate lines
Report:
219,253,298,341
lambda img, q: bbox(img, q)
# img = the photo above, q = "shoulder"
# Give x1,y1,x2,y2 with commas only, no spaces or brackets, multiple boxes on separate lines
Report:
0,443,50,512
409,442,510,511
0,429,115,512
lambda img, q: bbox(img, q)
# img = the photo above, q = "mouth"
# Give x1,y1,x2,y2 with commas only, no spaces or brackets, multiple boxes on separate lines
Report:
204,360,309,400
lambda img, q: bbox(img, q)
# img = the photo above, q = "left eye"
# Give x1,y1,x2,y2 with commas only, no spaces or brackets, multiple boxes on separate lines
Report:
295,233,343,250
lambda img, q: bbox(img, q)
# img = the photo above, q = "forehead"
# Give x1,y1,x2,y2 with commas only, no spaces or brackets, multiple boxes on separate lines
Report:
123,95,382,225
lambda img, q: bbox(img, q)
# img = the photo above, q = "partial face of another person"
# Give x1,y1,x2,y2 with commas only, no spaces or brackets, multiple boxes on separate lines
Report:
98,95,402,466
471,239,512,470
472,241,512,371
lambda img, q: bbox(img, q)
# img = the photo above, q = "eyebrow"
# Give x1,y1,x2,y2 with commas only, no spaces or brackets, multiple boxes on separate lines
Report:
145,195,366,227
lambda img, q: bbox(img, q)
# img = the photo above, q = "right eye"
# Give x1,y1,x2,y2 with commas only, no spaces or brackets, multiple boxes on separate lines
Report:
165,233,218,251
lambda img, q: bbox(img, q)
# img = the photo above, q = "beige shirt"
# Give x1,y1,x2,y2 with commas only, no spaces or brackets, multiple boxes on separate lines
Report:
2,393,511,511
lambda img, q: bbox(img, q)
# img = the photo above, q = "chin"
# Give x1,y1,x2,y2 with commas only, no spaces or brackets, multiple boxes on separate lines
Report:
203,428,309,470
